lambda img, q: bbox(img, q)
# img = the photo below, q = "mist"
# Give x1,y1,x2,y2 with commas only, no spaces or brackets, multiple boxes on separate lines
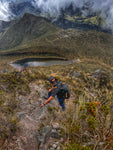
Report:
32,0,113,30
0,0,113,31
0,1,12,21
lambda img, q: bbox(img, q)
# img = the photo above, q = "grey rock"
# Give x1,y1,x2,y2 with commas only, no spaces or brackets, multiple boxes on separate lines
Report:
1,69,9,73
76,59,80,63
57,147,61,150
67,70,72,77
52,123,60,129
68,70,81,78
50,129,60,139
19,95,28,102
36,126,52,144
92,69,110,87
38,88,48,98
72,71,81,78
52,144,57,149
92,69,102,79
99,142,105,146
49,148,55,150
55,142,59,145
36,126,61,150
16,112,26,119
83,75,87,82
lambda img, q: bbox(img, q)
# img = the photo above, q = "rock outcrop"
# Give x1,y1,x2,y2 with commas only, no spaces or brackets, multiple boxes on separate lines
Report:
7,83,61,150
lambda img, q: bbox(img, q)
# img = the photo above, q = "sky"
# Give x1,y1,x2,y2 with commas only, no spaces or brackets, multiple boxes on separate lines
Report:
0,0,113,30
0,1,12,21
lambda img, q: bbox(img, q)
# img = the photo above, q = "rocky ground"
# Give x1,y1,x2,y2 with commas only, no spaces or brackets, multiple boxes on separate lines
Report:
6,83,62,150
0,59,113,150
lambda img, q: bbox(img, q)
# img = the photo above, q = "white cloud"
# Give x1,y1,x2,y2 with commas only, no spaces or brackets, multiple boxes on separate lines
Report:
32,0,113,31
0,1,12,21
0,0,113,31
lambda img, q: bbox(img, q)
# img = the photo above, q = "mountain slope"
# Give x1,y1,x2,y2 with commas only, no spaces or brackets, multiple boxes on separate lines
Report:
1,28,113,65
52,6,111,34
0,13,58,51
0,13,113,65
0,21,11,33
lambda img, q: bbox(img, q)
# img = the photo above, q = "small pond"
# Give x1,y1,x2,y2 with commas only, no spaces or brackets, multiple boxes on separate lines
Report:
9,58,75,69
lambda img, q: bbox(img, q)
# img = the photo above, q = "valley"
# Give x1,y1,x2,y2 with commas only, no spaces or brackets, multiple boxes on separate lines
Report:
0,6,113,150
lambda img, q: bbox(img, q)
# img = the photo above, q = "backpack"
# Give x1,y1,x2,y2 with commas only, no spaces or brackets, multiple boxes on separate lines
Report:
57,82,70,99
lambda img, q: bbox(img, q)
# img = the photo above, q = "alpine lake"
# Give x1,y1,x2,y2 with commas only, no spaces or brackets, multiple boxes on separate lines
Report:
9,57,75,69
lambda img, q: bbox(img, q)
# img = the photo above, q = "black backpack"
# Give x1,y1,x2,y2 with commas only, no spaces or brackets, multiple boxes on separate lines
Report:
57,82,70,99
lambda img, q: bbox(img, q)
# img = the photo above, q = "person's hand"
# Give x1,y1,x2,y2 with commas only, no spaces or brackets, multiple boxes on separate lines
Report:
40,103,45,107
48,89,52,92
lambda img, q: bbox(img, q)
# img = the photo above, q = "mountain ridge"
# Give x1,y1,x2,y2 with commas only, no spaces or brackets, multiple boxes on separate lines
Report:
0,13,113,65
0,1,112,34
0,13,58,51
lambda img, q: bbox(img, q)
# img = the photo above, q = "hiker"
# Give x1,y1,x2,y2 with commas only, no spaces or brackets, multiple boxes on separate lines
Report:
40,76,70,111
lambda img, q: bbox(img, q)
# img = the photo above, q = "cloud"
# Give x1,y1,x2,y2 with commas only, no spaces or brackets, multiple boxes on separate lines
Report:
32,0,113,30
0,0,32,21
0,0,113,31
0,1,12,21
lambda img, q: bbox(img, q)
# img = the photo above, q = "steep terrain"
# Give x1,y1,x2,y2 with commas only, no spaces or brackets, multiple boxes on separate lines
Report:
1,28,113,65
0,21,11,33
53,5,110,33
8,1,112,34
0,58,113,149
0,13,113,65
0,3,113,149
0,13,58,50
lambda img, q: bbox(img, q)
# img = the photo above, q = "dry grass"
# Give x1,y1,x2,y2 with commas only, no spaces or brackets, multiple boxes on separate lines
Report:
1,29,113,65
0,57,113,149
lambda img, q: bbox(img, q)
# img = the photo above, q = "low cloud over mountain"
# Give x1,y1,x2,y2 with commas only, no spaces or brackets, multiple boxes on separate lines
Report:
0,0,113,32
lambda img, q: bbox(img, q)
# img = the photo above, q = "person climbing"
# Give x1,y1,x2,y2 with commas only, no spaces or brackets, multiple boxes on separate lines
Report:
40,76,70,111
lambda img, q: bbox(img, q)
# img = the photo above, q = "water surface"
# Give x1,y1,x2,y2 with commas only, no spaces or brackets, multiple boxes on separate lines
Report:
10,58,75,69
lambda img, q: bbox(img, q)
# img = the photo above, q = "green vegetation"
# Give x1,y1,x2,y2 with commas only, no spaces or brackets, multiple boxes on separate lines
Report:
0,91,18,146
27,59,113,150
0,56,113,149
64,143,92,150
65,15,75,22
0,13,58,51
1,29,113,65
0,14,113,66
0,13,113,150
65,15,104,26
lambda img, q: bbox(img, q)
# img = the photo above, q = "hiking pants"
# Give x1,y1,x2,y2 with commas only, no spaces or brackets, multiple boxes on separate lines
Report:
48,92,65,111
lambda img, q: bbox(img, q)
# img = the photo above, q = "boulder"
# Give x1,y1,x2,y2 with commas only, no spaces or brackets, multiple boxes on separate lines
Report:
72,71,81,78
50,129,60,139
38,87,48,98
52,123,60,129
68,70,81,78
92,69,102,79
36,126,52,144
1,69,9,73
36,126,61,150
92,69,110,87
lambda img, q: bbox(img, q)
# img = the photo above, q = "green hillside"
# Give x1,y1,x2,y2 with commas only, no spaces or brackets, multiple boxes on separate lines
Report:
0,13,58,50
0,13,113,150
0,13,113,65
1,29,113,65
